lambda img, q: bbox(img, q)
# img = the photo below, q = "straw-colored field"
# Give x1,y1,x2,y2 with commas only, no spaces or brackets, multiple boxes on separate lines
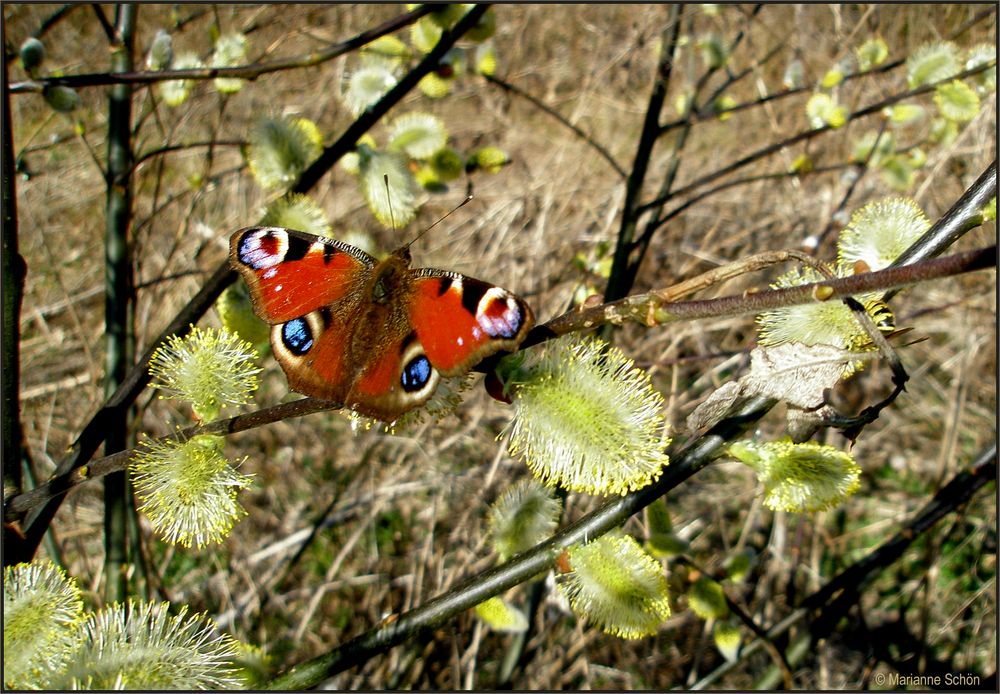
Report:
6,4,995,689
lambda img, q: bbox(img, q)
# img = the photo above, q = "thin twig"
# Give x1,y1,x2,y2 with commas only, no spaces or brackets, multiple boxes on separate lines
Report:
659,8,996,134
814,118,890,249
482,73,626,178
655,163,852,229
604,6,683,303
8,5,437,93
627,6,764,289
640,61,997,220
130,140,245,173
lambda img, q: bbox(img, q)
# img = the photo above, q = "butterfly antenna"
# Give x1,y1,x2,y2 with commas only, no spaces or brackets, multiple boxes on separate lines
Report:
405,188,474,250
384,174,396,230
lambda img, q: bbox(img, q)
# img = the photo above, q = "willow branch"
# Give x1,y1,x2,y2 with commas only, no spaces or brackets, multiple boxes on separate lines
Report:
8,5,435,93
291,4,490,194
5,398,338,521
9,242,992,524
639,61,996,219
99,1,137,602
659,8,996,134
533,245,994,342
887,160,997,270
19,262,236,551
604,6,683,303
2,21,27,522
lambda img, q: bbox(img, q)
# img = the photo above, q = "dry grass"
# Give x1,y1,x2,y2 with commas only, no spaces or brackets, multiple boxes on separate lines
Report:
7,3,996,689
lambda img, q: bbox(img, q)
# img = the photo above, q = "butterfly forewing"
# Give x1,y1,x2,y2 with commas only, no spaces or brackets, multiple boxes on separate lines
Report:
230,227,375,323
409,272,534,374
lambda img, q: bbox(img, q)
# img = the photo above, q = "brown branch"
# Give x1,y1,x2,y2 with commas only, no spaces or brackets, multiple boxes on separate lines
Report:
10,245,993,525
692,442,997,689
8,5,435,93
660,8,996,133
131,140,244,172
5,398,338,522
482,73,626,178
533,245,995,342
604,7,683,302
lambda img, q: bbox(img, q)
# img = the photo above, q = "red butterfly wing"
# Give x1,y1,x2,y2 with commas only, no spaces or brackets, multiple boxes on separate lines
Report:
268,311,354,404
229,226,375,323
345,333,441,421
408,272,534,375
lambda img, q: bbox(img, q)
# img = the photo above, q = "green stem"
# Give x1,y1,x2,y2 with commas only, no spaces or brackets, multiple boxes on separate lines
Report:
102,2,137,604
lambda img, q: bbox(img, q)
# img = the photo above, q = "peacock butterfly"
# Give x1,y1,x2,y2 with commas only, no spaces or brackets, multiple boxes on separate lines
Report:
229,226,534,422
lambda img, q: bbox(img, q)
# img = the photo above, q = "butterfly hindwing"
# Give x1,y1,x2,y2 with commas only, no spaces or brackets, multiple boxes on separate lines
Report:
230,226,375,323
409,271,534,375
268,308,353,404
346,332,441,421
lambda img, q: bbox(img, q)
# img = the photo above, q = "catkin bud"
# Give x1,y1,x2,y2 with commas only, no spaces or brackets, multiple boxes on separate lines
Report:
43,85,81,113
19,37,45,75
147,29,173,70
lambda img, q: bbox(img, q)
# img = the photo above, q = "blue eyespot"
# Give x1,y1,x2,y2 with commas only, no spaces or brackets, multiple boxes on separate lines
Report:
282,318,313,355
401,355,431,392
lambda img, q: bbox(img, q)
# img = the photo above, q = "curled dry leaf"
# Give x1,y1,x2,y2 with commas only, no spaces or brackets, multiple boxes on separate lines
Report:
687,343,855,434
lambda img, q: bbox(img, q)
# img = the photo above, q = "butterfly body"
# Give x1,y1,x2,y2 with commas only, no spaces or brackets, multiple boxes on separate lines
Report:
230,226,534,421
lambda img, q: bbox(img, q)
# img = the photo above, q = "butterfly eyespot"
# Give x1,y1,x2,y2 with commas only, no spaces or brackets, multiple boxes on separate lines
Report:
477,289,524,339
237,228,288,270
282,318,314,355
401,354,432,392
